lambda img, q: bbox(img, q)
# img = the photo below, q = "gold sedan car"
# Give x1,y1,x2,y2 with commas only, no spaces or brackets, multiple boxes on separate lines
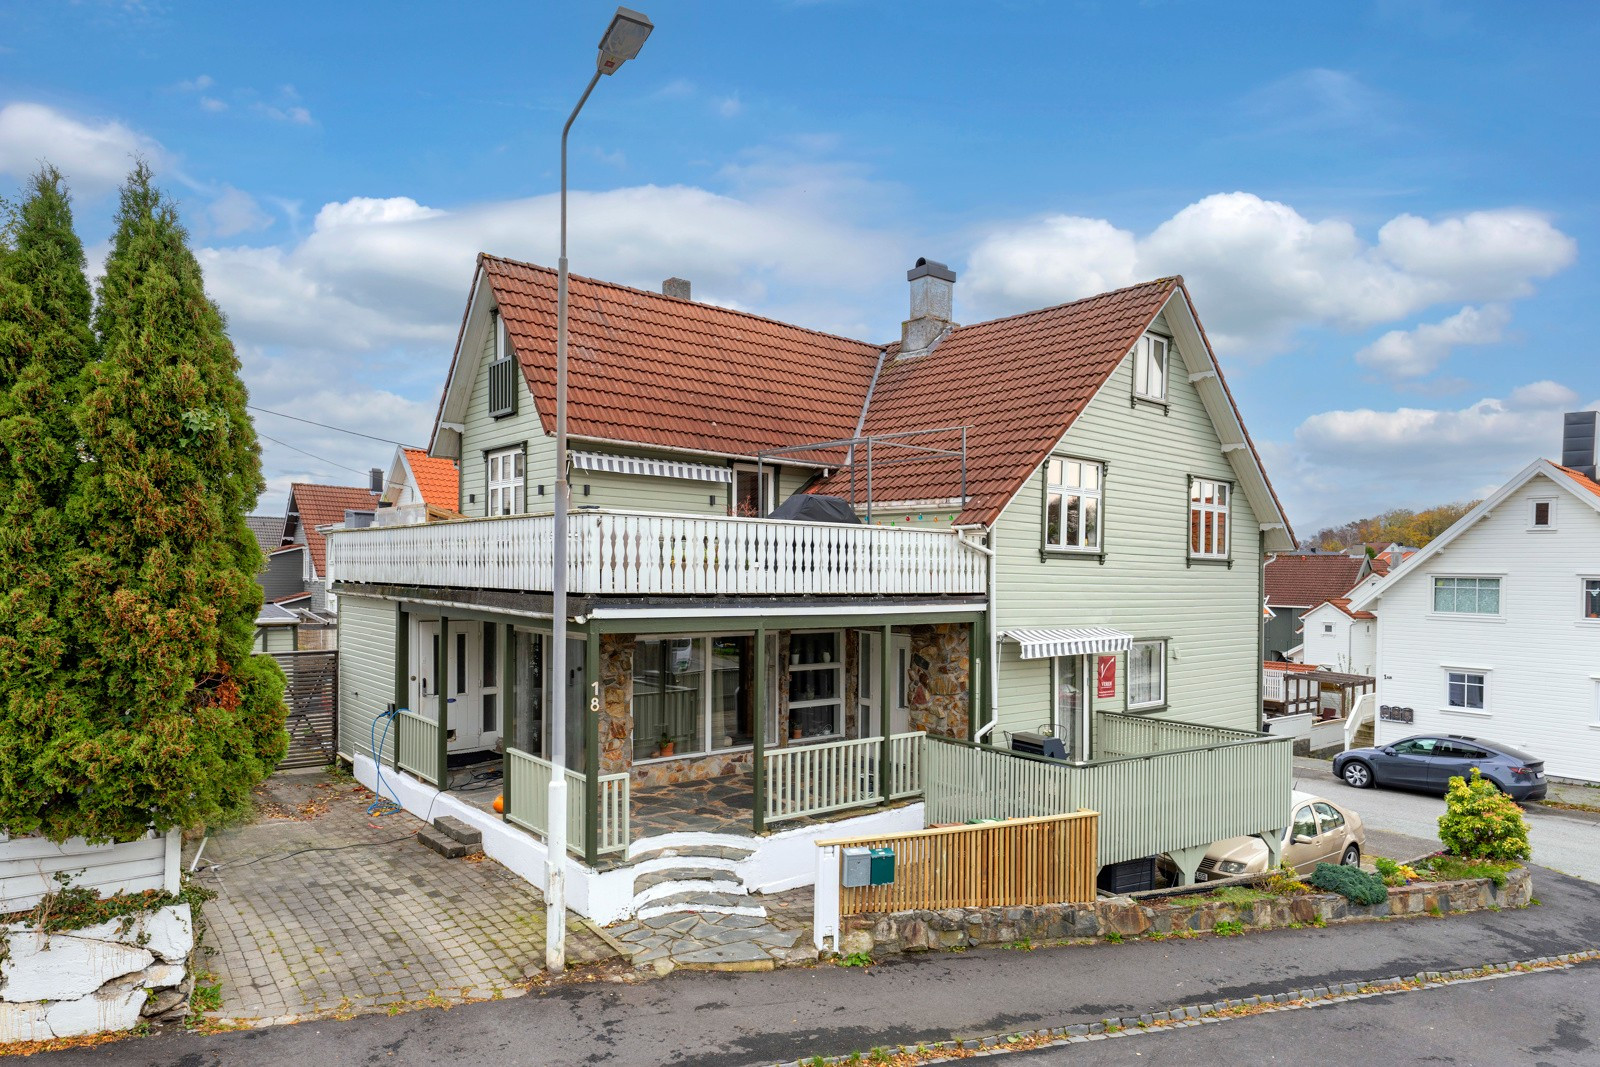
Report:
1194,791,1365,881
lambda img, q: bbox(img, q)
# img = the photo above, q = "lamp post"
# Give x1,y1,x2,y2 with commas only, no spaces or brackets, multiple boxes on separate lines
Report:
547,6,653,976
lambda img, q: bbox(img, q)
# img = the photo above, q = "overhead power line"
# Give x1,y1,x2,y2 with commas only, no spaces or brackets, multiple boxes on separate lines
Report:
256,432,372,479
248,404,420,447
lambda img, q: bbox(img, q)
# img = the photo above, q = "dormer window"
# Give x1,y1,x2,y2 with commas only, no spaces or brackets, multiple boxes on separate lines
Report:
1132,333,1169,402
488,310,519,419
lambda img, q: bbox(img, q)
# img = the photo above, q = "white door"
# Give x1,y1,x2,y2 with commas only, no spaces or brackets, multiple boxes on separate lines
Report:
413,620,440,717
413,619,495,753
859,632,913,737
1054,656,1089,761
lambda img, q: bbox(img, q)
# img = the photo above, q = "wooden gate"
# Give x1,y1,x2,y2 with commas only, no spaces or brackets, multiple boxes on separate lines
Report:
266,650,339,769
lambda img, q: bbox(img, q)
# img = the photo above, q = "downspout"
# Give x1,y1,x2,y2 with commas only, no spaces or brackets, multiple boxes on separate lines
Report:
1257,550,1266,732
955,525,999,742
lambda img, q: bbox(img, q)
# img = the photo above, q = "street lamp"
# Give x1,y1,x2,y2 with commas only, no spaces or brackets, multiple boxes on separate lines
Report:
547,6,653,976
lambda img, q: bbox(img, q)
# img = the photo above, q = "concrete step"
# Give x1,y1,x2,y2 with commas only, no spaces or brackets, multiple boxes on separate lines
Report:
630,843,754,866
417,827,469,859
432,815,482,847
632,867,738,894
635,890,767,922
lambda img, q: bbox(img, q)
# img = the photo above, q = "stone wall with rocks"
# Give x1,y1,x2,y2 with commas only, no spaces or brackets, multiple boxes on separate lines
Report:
0,903,194,1042
837,867,1531,956
907,623,969,739
599,634,633,775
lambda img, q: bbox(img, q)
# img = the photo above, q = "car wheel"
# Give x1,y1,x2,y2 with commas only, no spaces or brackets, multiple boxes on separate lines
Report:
1341,844,1360,866
1342,761,1374,789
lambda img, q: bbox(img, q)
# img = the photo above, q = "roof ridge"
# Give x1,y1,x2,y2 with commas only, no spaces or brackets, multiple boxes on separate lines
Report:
479,252,882,352
940,276,1181,335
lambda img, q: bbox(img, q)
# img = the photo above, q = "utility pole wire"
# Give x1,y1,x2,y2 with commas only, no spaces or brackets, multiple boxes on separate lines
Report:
248,404,421,448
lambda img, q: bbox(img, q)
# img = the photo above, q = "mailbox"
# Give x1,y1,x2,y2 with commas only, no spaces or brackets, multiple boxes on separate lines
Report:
868,846,895,886
842,847,872,888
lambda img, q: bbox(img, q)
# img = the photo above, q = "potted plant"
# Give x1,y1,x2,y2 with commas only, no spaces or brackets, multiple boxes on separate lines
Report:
658,730,675,758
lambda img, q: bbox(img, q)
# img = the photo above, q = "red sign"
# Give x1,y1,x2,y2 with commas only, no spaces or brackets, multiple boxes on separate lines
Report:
1096,655,1117,699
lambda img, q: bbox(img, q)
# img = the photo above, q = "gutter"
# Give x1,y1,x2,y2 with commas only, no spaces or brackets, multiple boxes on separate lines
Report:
955,524,1000,741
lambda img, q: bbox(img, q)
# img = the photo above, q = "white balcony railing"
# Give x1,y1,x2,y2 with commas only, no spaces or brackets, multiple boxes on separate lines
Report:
328,509,987,597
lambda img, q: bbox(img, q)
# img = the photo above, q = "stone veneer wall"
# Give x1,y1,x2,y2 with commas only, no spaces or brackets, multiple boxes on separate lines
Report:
907,623,970,739
598,634,633,775
0,903,194,1041
837,867,1532,956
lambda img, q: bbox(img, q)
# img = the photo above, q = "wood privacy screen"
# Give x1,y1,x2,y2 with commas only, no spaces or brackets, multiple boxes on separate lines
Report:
822,811,1098,916
266,650,338,769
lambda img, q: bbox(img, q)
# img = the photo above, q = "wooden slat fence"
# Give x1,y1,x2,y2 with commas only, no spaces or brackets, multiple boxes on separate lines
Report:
264,650,338,769
395,709,443,788
505,747,630,855
1094,711,1259,759
764,732,927,824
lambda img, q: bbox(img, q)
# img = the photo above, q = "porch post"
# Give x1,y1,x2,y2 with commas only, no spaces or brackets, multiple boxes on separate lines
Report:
436,614,450,790
968,615,985,742
502,623,515,823
879,623,892,804
752,623,767,835
392,608,408,771
584,631,600,867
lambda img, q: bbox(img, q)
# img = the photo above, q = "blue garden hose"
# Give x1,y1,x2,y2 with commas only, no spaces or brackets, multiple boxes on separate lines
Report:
368,709,403,816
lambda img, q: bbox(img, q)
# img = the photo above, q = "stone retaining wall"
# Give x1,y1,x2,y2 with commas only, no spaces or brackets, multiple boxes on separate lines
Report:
0,903,194,1042
838,867,1531,956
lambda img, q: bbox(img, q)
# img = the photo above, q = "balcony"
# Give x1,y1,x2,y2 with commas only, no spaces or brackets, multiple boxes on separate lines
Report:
327,508,988,598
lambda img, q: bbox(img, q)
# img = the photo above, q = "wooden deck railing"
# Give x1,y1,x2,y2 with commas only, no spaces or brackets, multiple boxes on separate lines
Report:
504,747,630,856
326,508,987,597
925,732,1292,868
764,732,927,824
394,709,443,788
1094,711,1261,759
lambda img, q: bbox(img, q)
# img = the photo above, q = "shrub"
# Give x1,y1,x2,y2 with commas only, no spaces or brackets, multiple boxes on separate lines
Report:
1309,863,1388,905
1372,856,1420,887
1257,862,1311,896
1437,769,1531,862
1422,854,1516,889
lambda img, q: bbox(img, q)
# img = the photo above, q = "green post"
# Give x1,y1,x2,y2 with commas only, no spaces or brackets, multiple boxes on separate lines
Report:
752,623,767,835
437,615,450,791
502,623,515,822
393,608,408,771
584,631,600,867
968,616,986,742
879,624,893,804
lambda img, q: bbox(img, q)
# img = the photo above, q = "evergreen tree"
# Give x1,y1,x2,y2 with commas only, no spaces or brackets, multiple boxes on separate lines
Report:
0,168,97,837
43,163,285,842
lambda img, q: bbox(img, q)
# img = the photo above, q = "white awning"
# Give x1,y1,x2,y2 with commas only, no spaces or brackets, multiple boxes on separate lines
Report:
570,451,733,484
1003,626,1133,659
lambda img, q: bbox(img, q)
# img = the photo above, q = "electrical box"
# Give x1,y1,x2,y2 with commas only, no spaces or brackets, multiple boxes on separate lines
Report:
868,846,895,886
842,847,872,888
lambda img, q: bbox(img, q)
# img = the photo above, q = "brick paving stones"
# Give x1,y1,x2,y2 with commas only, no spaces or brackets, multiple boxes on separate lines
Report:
192,770,614,1023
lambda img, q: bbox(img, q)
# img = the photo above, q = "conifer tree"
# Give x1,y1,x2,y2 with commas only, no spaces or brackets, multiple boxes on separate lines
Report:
0,168,97,837
46,163,285,841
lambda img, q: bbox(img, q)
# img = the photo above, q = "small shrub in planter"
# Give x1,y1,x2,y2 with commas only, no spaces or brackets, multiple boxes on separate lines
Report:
1420,854,1518,888
1437,769,1531,862
1372,856,1419,887
1309,863,1388,906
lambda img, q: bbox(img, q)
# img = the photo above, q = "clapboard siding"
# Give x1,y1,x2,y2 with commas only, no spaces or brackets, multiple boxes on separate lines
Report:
991,325,1262,737
1370,472,1600,782
337,594,399,763
0,831,176,910
461,324,546,518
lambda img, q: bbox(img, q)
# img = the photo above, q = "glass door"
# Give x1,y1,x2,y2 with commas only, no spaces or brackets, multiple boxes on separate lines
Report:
1054,656,1090,761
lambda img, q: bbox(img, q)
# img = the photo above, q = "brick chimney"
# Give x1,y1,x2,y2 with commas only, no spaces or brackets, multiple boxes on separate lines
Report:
662,277,691,300
1563,410,1598,479
900,257,955,358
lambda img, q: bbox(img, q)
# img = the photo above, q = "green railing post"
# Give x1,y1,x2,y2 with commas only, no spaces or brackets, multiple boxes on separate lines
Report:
879,624,892,804
584,632,600,867
752,623,767,835
968,616,985,741
392,608,408,770
502,623,515,822
437,615,450,790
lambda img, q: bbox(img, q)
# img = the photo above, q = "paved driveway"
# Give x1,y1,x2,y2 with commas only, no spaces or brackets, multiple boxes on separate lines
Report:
190,770,615,1024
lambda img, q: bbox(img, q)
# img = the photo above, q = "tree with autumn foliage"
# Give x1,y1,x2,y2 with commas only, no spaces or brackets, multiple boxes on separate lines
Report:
0,164,285,843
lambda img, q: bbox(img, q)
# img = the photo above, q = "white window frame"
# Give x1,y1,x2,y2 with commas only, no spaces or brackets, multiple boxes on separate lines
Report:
1127,640,1166,711
495,310,511,362
1443,667,1490,716
1432,576,1501,617
1188,477,1230,559
1582,577,1600,623
1044,456,1104,552
1132,333,1169,402
1529,498,1556,530
486,445,525,517
731,463,776,517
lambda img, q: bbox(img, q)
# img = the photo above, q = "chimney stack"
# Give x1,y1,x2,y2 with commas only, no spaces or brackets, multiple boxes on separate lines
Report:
662,277,691,300
369,466,384,494
900,257,956,358
1563,410,1599,479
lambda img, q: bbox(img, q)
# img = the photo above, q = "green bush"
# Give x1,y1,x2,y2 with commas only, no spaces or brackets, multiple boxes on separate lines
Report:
1437,769,1531,862
1309,863,1388,905
1421,854,1516,888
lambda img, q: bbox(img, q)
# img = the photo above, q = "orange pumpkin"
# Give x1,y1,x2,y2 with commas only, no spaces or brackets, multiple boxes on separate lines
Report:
492,794,505,814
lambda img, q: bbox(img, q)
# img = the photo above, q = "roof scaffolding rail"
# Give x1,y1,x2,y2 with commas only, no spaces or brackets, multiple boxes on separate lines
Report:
756,425,970,523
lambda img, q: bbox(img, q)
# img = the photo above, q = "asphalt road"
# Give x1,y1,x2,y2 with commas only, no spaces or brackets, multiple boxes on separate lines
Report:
40,866,1600,1067
1292,756,1600,882
1013,960,1600,1065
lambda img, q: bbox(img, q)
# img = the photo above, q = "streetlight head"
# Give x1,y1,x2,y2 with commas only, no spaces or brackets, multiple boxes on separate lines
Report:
597,7,652,74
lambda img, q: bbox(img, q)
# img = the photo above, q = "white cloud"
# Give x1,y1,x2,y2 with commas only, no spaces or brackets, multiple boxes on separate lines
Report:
176,74,215,92
963,192,1576,357
1355,304,1511,378
254,103,314,125
206,185,271,237
715,93,743,119
0,102,166,197
1241,68,1396,135
199,96,228,113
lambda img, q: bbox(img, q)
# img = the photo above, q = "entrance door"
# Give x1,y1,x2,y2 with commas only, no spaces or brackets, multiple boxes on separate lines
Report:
1054,656,1090,761
859,632,912,737
411,619,496,753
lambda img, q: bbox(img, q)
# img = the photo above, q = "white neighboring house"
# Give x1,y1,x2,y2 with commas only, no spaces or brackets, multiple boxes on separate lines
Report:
1351,432,1600,783
1300,579,1382,676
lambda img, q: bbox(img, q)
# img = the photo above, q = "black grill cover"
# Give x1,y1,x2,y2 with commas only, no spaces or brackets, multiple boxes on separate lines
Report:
767,494,861,524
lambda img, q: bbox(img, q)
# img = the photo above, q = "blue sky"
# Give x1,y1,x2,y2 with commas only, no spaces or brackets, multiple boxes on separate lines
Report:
2,1,1594,531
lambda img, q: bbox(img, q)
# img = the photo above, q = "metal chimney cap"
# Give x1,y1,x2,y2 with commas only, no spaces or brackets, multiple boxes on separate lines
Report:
907,258,956,283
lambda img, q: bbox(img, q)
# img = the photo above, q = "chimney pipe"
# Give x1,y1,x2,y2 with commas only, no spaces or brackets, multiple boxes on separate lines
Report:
1562,411,1598,480
662,277,691,300
369,467,384,493
901,257,956,358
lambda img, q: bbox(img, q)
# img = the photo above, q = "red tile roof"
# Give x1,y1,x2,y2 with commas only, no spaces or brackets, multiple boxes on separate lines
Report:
1263,660,1319,673
1557,463,1600,500
1319,596,1377,621
1265,553,1369,608
286,483,380,577
402,448,460,511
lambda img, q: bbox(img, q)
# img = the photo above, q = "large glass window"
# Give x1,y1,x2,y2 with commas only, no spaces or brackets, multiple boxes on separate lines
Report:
634,638,706,760
1044,458,1102,552
1127,640,1165,709
1132,333,1168,401
710,636,755,749
1433,577,1500,615
1447,670,1487,712
487,446,524,516
1189,478,1229,558
787,632,843,740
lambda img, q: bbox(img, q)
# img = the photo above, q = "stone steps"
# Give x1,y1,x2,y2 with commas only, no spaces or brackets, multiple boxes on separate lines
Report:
633,867,739,894
416,827,469,859
635,890,766,922
432,816,482,847
626,838,764,921
630,843,754,866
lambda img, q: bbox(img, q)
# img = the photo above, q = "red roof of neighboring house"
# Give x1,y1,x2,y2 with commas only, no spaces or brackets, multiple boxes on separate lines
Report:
1263,661,1319,673
286,483,380,577
1557,464,1600,500
1318,596,1377,621
402,447,460,511
1265,553,1369,608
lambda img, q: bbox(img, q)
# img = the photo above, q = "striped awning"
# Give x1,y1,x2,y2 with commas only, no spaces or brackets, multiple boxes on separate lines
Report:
1003,626,1133,659
570,451,733,483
